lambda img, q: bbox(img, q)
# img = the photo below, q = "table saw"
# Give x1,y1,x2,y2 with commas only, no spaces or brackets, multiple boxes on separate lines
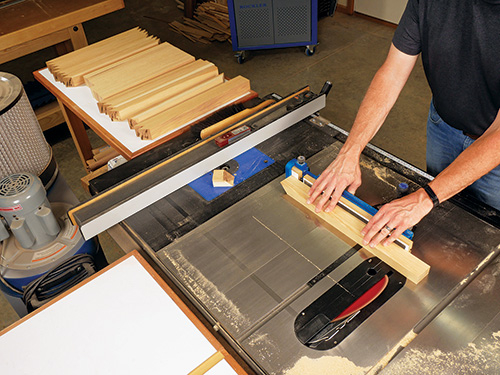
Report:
77,85,500,374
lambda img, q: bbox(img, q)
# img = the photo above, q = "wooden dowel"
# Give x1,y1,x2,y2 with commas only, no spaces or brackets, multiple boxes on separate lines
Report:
200,99,274,139
188,351,224,375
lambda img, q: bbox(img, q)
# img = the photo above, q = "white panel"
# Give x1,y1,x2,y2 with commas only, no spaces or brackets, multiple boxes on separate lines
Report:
0,256,237,374
354,0,408,24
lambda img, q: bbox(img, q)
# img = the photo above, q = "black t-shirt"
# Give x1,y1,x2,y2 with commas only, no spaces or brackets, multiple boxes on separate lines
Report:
393,0,500,136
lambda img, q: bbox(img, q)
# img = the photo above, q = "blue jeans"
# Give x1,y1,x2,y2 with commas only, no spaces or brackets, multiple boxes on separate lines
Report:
426,100,500,210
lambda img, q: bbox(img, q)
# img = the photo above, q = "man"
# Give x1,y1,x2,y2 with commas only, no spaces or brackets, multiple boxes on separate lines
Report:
307,0,500,248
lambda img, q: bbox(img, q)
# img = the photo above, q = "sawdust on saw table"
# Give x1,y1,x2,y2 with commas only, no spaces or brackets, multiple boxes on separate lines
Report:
283,356,369,375
382,330,500,374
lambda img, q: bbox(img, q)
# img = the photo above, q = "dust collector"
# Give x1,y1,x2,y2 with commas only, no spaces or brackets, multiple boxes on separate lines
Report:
0,72,104,316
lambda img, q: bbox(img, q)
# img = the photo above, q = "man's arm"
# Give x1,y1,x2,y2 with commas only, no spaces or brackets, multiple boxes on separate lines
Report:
363,109,500,248
307,44,418,211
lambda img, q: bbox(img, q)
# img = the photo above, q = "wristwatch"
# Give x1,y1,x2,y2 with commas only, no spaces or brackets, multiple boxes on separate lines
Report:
423,184,439,207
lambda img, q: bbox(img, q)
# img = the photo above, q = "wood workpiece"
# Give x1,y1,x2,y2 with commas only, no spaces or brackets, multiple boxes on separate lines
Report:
134,75,251,140
280,176,430,284
101,60,219,120
212,169,235,187
47,28,159,86
84,42,195,101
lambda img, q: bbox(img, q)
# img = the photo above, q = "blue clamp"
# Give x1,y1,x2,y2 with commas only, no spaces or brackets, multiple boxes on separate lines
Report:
285,158,414,240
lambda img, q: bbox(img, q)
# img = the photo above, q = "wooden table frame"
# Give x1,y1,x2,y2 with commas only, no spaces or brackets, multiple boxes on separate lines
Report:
0,0,124,132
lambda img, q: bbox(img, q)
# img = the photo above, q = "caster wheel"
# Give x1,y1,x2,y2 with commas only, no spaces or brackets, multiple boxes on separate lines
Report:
305,46,316,56
235,51,247,64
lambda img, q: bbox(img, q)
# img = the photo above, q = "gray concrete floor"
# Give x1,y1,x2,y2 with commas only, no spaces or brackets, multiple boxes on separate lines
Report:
0,2,431,330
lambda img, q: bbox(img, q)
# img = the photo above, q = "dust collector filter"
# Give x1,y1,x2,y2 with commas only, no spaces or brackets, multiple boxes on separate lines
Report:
0,72,57,187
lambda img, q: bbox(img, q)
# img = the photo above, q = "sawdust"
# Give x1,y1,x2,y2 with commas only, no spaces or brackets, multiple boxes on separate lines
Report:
366,331,417,375
246,332,280,364
283,356,369,375
162,249,251,333
359,159,398,190
382,330,500,374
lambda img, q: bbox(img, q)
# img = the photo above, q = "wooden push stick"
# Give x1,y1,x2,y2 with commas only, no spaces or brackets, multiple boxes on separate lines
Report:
280,176,430,284
200,99,275,139
188,351,225,375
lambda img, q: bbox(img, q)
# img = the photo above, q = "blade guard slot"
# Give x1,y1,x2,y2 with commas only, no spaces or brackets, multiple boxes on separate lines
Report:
294,257,405,350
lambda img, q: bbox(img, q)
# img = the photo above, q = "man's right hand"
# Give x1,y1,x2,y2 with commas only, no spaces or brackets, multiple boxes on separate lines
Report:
306,149,362,213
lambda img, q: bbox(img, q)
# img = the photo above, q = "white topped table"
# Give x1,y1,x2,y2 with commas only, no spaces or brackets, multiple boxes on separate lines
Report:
0,251,244,375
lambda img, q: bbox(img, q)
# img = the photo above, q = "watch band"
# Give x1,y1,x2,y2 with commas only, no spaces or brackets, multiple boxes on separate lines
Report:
423,184,439,207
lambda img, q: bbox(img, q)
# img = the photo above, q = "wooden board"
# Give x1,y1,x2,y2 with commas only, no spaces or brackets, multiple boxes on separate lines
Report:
84,43,195,101
280,176,430,284
128,73,225,129
106,62,219,121
46,28,160,86
136,75,251,140
100,59,217,114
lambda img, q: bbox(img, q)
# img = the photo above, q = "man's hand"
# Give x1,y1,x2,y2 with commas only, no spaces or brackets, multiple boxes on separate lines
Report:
361,188,434,247
307,150,362,213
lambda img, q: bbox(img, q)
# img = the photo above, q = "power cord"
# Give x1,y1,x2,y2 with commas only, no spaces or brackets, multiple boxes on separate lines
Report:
22,253,97,312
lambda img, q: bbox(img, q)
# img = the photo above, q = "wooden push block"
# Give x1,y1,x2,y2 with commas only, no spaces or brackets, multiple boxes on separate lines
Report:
212,169,234,187
280,176,430,284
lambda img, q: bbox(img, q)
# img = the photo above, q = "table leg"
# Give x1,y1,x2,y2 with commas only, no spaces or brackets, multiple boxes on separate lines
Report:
57,99,94,170
69,23,88,49
54,40,73,55
184,0,195,18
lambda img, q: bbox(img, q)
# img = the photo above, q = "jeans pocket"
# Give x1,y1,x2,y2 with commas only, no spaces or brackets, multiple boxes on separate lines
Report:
428,100,444,125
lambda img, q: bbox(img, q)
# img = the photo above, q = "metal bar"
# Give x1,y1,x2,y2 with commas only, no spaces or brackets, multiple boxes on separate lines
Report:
73,94,326,240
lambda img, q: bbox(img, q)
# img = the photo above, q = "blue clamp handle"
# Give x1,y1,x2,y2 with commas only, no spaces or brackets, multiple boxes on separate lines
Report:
285,158,414,240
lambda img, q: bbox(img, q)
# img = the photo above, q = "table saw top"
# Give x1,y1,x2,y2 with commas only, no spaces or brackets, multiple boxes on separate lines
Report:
100,115,500,374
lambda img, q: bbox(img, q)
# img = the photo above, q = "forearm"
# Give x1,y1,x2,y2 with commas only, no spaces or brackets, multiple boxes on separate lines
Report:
429,111,500,203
